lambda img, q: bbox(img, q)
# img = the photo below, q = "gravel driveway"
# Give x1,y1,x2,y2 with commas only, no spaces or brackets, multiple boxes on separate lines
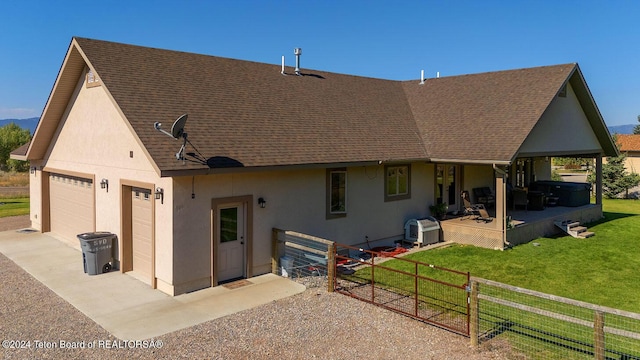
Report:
0,216,512,359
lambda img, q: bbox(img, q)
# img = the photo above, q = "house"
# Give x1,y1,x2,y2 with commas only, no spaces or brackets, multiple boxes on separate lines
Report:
12,37,618,296
616,134,640,174
614,134,640,198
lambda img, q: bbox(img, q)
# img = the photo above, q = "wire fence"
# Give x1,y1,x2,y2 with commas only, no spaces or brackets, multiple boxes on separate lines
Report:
471,277,640,360
271,228,640,359
271,228,332,289
334,243,471,336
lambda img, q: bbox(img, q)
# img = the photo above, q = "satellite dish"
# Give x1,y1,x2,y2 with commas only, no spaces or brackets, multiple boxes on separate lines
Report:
171,114,188,139
154,113,188,139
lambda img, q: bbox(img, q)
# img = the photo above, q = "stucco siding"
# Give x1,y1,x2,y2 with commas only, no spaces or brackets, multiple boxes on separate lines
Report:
533,157,552,180
462,165,494,204
625,153,640,174
170,163,435,291
519,83,601,156
28,161,44,231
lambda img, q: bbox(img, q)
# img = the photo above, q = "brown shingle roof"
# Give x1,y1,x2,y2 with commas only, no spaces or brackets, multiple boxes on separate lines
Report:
403,64,577,163
74,37,426,174
28,37,617,175
617,134,640,152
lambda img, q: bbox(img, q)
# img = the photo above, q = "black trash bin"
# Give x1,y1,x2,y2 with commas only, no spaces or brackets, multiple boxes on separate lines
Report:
77,232,116,275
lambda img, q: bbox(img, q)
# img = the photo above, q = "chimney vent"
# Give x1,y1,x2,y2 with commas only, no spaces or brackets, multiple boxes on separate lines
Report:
294,48,302,75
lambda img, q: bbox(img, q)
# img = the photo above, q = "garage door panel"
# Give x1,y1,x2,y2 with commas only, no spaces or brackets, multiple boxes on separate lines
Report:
132,188,153,279
49,174,95,244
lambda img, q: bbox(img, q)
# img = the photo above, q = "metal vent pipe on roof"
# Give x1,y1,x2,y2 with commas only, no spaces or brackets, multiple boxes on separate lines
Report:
294,48,302,75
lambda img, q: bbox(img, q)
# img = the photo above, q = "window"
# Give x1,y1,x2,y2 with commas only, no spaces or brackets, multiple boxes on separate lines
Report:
326,168,347,218
385,164,411,201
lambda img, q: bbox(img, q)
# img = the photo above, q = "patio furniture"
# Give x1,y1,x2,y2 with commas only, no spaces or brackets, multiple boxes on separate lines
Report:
512,188,529,211
527,191,545,210
473,187,496,208
461,190,493,222
546,196,559,207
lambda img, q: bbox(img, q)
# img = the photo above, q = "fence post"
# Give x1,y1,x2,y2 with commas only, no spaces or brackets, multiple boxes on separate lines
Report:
469,280,479,347
327,242,336,293
271,228,279,275
594,310,605,360
414,262,419,317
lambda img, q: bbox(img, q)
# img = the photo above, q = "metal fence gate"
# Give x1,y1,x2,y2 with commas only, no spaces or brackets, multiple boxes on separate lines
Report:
333,243,471,336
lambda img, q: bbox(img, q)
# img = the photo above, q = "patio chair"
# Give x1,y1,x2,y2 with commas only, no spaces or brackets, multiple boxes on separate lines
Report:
461,191,493,223
512,188,529,212
473,187,496,208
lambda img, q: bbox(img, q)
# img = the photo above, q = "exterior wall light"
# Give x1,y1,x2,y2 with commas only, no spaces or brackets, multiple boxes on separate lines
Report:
258,197,266,208
100,179,109,192
30,166,37,174
155,187,164,204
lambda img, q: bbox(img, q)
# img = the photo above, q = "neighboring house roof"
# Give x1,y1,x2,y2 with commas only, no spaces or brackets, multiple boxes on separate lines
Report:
26,37,618,176
617,134,640,153
9,142,29,161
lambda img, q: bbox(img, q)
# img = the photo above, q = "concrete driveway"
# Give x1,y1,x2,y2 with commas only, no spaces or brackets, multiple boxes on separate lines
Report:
0,229,305,340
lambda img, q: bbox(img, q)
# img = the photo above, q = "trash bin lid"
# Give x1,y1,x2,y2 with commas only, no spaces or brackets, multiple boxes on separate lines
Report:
77,231,114,240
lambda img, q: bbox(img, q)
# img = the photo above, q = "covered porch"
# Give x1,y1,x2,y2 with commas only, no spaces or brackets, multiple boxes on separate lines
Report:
440,203,602,250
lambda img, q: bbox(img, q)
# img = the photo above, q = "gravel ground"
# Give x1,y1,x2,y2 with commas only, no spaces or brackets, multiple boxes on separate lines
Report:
0,217,513,359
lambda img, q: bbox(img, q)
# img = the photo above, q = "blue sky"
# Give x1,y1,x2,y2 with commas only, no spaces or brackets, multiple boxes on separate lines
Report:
1,0,638,126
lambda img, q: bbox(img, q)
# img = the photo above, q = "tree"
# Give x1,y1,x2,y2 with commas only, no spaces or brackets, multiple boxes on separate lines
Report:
634,115,640,135
588,135,640,198
0,123,31,172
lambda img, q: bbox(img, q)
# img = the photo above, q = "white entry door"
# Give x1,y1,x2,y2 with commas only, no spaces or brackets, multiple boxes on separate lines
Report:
217,203,245,282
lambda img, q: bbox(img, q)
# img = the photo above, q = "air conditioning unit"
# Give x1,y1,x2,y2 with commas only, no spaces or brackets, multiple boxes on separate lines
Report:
404,217,440,246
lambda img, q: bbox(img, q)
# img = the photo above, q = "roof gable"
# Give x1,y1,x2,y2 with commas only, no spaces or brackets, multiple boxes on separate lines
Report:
518,81,603,157
404,64,574,163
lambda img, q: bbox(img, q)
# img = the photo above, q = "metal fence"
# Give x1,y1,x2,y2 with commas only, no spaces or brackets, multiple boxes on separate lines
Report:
333,243,470,336
471,277,640,360
271,228,333,288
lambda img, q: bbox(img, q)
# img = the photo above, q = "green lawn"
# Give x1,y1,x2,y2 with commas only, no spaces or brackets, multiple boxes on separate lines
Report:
401,198,640,312
0,197,30,217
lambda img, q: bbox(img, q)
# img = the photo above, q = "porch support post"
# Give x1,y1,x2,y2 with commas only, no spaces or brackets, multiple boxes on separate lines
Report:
493,165,507,248
595,155,603,205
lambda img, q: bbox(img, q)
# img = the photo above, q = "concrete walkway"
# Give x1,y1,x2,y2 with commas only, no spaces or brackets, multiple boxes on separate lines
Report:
0,229,305,340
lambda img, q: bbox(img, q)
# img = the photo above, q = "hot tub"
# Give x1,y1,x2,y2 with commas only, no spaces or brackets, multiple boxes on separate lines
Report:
531,181,591,207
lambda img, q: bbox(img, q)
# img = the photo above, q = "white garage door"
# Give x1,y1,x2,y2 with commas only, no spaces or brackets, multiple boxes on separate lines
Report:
49,173,95,243
131,187,153,281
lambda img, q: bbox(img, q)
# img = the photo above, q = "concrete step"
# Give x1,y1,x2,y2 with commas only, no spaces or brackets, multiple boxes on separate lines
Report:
578,231,595,238
565,221,581,228
571,226,588,233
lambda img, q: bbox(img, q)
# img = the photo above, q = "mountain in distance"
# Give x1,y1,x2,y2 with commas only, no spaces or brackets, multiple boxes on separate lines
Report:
0,117,39,134
608,124,635,135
